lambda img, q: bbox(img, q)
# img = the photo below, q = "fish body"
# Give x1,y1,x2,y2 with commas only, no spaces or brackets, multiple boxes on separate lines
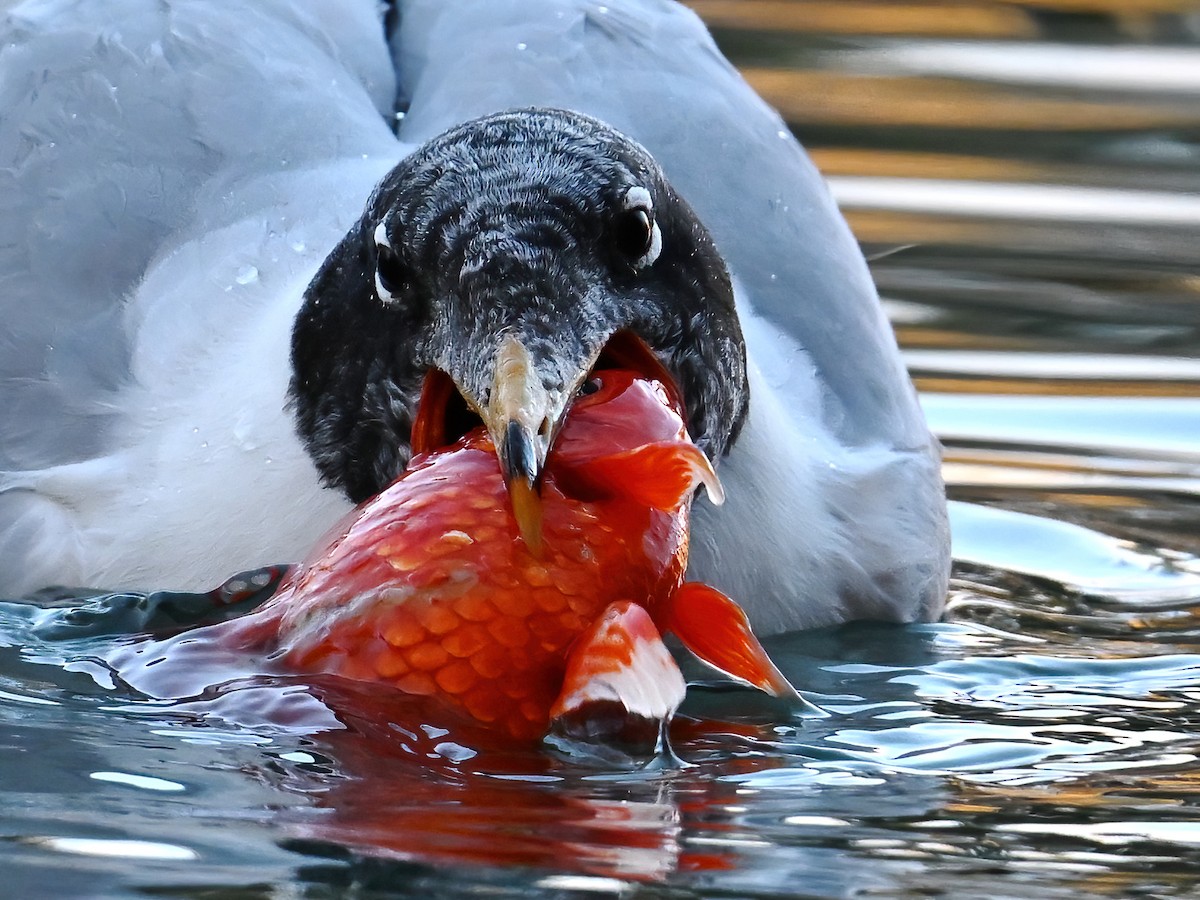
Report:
228,370,792,743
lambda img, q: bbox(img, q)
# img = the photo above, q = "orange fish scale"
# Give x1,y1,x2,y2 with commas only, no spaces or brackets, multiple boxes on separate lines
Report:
500,676,534,700
383,612,424,649
453,592,496,623
468,642,511,680
475,540,513,566
522,564,553,588
565,592,596,615
395,670,438,697
492,587,535,618
375,646,411,679
561,607,592,630
340,652,382,683
487,567,521,590
485,615,530,650
418,602,460,635
441,622,490,658
553,568,593,597
471,524,503,543
406,641,450,672
533,587,567,613
464,688,503,724
434,659,478,695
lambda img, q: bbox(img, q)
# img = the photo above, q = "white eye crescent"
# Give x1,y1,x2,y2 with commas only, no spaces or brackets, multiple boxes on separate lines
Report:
373,220,401,305
621,186,661,269
373,220,391,251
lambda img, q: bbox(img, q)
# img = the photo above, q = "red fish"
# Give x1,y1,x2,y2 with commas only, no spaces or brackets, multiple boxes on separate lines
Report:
224,365,795,744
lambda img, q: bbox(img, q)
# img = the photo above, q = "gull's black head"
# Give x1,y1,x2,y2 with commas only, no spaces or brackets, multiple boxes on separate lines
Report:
290,108,747,519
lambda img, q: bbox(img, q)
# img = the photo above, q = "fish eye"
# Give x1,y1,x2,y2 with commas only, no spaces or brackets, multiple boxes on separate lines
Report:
577,377,602,397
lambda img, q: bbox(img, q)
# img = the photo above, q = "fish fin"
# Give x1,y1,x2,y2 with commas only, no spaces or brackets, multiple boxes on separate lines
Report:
660,582,799,699
563,441,724,510
549,600,686,749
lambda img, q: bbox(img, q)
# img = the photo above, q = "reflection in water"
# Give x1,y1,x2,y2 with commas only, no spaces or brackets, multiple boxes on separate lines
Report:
846,41,1200,94
832,178,1200,225
1,1,1200,897
262,718,701,882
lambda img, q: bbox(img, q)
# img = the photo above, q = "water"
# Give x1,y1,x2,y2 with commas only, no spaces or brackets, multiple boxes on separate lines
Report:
4,2,1200,897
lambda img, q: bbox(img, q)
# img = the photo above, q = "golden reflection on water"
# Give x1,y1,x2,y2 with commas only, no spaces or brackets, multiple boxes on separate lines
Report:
690,0,1200,527
689,0,1200,35
744,69,1195,130
689,1,1036,37
811,148,1040,180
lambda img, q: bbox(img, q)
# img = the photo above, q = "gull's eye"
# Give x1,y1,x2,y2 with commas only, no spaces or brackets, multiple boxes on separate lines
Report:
617,186,662,270
374,220,406,304
617,207,653,260
375,245,406,303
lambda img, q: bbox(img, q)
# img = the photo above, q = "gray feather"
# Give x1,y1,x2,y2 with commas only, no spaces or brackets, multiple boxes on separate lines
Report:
0,0,397,469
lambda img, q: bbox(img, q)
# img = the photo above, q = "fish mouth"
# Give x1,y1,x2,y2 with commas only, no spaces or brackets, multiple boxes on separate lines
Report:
410,331,683,549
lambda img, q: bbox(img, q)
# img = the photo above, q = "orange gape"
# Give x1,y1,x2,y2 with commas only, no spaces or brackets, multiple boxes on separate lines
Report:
224,370,794,743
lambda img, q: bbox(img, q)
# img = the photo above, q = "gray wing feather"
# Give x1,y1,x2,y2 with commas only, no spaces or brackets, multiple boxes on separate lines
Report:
0,0,396,470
